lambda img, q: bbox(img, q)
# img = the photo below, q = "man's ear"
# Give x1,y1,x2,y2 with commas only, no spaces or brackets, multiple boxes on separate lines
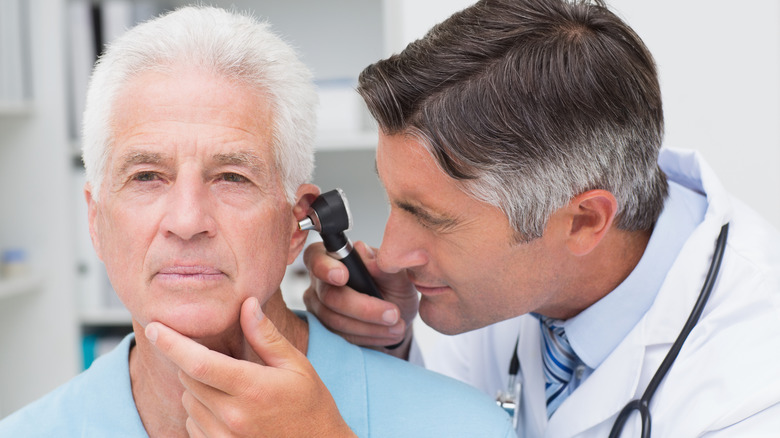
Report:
84,183,104,262
565,189,618,256
287,184,321,265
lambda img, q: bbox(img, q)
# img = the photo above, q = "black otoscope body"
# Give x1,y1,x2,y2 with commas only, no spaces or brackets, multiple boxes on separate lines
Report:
298,189,384,300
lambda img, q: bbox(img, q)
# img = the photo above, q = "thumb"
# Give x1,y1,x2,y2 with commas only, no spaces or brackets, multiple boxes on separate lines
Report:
240,297,304,370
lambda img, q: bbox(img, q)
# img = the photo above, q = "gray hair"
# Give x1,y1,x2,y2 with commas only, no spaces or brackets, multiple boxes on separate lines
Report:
82,5,317,202
358,0,668,241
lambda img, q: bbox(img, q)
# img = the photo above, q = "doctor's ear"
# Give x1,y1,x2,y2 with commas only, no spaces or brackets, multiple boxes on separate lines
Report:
564,189,618,256
287,184,321,264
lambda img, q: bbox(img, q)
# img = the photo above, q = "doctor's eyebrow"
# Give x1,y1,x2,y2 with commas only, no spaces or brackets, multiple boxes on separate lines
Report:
396,200,457,229
373,159,457,229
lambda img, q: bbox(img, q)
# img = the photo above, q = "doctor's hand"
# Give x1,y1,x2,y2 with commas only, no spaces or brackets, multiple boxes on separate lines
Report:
145,297,355,438
302,240,419,357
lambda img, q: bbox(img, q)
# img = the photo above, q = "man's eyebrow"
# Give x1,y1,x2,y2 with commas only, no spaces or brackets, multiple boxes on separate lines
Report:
396,200,456,228
116,151,167,176
213,151,270,175
376,160,457,229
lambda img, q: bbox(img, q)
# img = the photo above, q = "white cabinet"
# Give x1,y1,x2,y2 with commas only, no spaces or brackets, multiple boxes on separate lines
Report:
0,0,33,112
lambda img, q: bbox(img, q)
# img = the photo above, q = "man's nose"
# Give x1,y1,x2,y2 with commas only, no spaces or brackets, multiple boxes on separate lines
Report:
159,177,217,241
376,211,428,274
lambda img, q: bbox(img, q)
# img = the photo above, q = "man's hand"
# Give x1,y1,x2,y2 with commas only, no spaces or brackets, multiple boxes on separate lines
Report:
145,297,356,438
302,240,419,356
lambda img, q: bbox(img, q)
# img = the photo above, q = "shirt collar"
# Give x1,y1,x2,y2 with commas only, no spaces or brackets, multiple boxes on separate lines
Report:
563,181,707,368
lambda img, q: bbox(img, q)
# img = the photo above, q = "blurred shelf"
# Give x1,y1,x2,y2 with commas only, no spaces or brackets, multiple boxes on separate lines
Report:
0,273,42,300
0,100,34,117
80,308,133,326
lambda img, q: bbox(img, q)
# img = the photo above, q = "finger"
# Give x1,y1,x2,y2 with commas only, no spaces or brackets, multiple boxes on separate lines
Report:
180,364,278,437
351,240,378,275
319,284,401,326
240,297,309,370
145,322,243,392
310,293,406,337
182,389,227,437
185,416,207,438
353,240,418,304
303,241,349,286
330,327,409,349
305,239,403,327
178,369,232,419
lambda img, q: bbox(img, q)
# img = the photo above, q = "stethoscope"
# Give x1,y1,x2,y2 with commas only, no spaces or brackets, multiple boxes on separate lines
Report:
498,223,729,437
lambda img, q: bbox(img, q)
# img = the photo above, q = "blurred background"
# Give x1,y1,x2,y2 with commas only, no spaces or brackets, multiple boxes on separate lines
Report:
0,0,777,417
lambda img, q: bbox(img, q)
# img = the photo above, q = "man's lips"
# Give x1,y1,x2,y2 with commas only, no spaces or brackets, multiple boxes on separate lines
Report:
413,283,450,296
155,265,226,281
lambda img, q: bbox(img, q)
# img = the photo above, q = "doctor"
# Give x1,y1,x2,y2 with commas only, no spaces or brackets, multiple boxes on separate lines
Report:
301,0,780,436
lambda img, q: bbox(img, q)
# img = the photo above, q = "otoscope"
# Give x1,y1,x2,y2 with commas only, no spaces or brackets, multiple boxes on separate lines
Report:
298,188,384,300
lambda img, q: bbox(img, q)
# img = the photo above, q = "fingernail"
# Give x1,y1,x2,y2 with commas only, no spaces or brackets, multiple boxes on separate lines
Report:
145,324,158,344
365,245,376,259
382,309,399,325
328,269,346,285
389,324,405,335
252,297,264,321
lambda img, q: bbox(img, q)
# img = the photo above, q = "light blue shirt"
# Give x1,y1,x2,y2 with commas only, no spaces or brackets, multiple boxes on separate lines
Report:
564,181,707,372
0,312,514,437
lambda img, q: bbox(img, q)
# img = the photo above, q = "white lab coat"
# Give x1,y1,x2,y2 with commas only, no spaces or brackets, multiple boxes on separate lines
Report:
423,148,780,437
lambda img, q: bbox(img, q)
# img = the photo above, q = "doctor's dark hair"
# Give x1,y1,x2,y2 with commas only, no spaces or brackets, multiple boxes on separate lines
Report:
82,6,317,203
358,0,668,241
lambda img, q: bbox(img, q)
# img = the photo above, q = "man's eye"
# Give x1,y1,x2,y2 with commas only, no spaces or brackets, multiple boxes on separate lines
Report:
133,172,160,182
219,173,248,183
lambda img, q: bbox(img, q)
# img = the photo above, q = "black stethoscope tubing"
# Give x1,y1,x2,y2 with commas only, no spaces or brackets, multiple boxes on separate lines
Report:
608,222,729,438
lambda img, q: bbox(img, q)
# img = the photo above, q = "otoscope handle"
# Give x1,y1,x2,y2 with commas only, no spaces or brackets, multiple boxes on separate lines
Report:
339,250,384,300
340,248,404,349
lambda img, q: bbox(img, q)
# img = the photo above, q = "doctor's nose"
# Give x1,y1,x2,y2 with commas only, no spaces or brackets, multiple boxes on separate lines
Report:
376,211,428,274
159,179,217,241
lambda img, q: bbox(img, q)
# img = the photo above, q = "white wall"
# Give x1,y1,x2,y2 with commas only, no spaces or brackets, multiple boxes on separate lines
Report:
383,0,476,54
609,0,780,227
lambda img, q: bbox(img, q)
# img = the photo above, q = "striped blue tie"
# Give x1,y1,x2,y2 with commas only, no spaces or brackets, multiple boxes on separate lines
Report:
539,316,580,417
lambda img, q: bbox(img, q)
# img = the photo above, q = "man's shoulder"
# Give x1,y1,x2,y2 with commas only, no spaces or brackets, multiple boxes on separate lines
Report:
0,376,80,437
302,312,514,437
359,347,515,436
361,346,492,397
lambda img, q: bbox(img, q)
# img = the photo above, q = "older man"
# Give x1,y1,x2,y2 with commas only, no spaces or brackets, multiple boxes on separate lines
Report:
0,6,513,437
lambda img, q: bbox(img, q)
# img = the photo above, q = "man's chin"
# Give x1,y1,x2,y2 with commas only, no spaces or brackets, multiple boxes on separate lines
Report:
418,297,501,336
418,297,466,336
140,305,239,340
